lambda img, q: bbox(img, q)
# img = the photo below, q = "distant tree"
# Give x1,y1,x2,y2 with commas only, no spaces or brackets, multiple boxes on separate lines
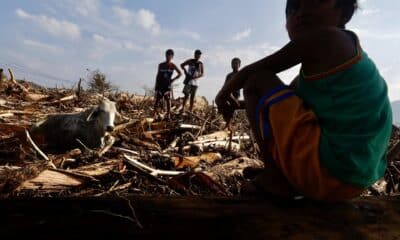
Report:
87,70,117,95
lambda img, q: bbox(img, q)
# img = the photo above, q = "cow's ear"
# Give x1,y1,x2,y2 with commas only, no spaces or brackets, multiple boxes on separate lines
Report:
86,107,99,121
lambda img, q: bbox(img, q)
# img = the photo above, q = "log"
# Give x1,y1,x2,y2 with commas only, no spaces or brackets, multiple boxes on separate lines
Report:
17,169,84,191
52,94,76,103
171,152,223,168
24,93,49,102
179,124,201,130
131,137,160,151
190,135,250,145
205,157,264,183
0,110,36,115
123,154,184,177
0,196,399,239
114,119,140,132
0,112,13,118
197,130,229,141
72,159,122,177
8,68,17,85
192,140,241,151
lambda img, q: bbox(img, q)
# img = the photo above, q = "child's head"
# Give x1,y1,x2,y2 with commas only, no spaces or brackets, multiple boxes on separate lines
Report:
194,49,202,60
165,49,174,61
231,58,241,71
285,0,358,38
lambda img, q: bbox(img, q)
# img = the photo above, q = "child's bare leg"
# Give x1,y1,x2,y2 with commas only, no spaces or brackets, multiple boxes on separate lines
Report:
189,94,195,112
181,96,188,112
165,94,171,118
154,96,160,117
242,70,298,197
243,70,283,158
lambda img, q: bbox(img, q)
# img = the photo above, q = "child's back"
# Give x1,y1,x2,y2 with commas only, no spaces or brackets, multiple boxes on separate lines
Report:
296,30,392,188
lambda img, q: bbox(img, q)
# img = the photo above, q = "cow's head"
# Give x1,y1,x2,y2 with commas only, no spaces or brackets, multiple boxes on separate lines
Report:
86,98,120,132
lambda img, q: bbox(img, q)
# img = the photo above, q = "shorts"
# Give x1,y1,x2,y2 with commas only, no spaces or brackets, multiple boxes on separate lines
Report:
155,85,171,100
256,85,363,201
182,84,198,97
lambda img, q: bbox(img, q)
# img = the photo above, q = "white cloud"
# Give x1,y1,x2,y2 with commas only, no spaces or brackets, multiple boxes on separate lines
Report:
232,28,252,41
112,6,134,26
123,41,141,51
23,39,64,53
90,34,141,59
360,8,380,16
112,6,160,35
182,31,201,40
379,66,400,101
136,9,160,34
74,0,99,17
352,27,400,40
205,42,279,68
15,8,29,18
15,8,81,40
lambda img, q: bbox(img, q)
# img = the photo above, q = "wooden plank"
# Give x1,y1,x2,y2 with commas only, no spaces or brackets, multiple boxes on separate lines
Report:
18,169,84,191
0,196,399,239
72,159,121,177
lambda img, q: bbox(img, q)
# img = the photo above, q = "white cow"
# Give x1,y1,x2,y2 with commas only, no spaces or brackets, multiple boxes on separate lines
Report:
30,98,119,150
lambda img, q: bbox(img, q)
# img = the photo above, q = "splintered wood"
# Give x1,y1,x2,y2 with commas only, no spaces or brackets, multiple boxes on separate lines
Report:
0,74,399,199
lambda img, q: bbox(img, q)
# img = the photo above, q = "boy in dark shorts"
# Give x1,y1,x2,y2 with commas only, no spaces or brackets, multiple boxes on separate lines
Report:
181,49,204,113
154,49,182,119
216,0,392,201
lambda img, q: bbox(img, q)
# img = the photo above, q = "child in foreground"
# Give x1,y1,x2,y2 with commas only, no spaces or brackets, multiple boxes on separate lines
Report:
216,0,392,201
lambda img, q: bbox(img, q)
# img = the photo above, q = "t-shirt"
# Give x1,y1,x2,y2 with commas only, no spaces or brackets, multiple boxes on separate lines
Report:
225,72,240,98
155,62,176,90
185,59,202,86
296,37,392,187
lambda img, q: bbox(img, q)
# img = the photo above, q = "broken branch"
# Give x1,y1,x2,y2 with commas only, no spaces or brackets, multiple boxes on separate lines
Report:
123,154,184,177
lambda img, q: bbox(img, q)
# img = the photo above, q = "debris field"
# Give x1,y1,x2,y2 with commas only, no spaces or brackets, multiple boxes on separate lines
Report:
0,76,398,199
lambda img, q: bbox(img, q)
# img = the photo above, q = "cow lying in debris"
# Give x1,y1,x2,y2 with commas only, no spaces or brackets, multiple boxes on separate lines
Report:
30,98,120,151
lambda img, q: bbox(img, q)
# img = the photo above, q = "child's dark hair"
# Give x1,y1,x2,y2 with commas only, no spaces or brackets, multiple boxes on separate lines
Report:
286,0,358,28
336,0,358,28
0,68,3,72
165,49,174,56
231,57,241,64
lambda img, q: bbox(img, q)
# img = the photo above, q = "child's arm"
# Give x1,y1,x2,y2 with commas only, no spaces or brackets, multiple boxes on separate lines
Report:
180,60,190,75
223,28,358,96
154,64,162,89
193,62,204,80
171,64,182,82
217,41,302,101
216,28,356,105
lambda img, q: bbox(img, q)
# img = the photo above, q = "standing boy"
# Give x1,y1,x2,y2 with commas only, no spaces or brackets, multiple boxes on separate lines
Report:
181,49,204,113
223,57,242,126
154,49,182,119
225,57,242,100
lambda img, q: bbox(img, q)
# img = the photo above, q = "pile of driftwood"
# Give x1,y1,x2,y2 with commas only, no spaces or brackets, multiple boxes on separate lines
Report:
0,72,398,198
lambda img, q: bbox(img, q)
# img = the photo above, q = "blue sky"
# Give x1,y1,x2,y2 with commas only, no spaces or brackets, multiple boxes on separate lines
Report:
0,0,399,101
